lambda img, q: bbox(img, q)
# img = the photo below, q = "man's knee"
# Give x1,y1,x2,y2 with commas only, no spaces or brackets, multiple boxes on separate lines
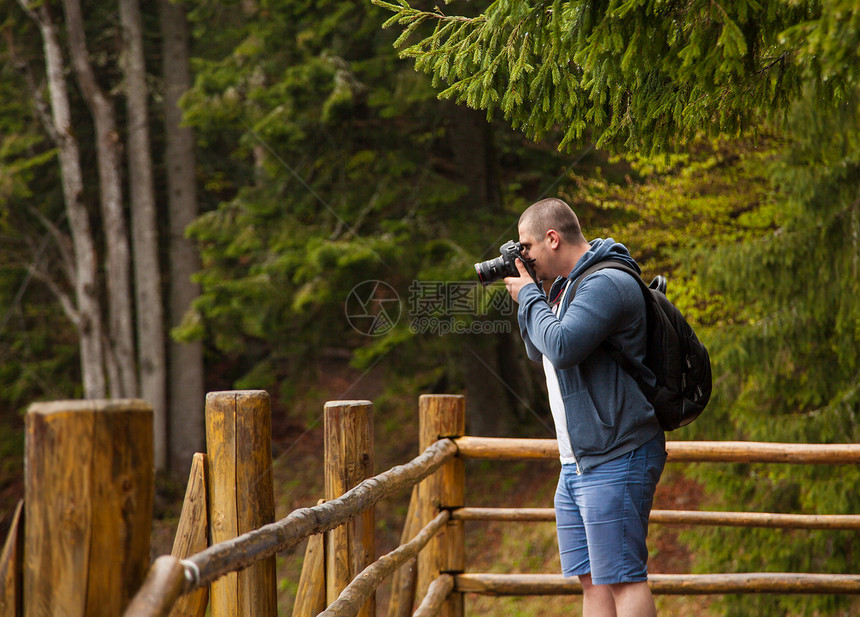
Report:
609,579,655,614
579,574,617,615
580,573,606,594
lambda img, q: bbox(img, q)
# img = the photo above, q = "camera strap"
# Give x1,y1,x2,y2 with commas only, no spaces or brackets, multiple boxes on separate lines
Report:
548,278,571,307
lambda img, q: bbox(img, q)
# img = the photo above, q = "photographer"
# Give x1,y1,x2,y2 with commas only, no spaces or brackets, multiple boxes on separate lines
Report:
503,198,666,617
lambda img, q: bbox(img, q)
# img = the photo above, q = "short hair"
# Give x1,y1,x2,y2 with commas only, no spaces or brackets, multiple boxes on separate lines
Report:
519,198,586,244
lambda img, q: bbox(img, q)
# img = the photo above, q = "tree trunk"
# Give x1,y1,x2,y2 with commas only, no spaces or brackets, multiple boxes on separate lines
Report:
160,0,205,474
120,0,168,470
61,0,139,399
447,104,501,207
446,105,516,436
21,0,107,398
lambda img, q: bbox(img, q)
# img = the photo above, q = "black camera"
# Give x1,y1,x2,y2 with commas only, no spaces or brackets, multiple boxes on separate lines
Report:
474,240,537,286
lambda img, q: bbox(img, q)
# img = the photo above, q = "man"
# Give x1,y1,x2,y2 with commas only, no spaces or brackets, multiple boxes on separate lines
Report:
504,198,666,617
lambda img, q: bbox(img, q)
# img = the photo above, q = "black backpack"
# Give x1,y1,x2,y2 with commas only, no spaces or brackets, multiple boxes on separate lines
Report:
571,261,712,431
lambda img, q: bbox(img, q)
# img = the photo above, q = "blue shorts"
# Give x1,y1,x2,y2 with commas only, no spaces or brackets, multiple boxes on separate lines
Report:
554,433,666,585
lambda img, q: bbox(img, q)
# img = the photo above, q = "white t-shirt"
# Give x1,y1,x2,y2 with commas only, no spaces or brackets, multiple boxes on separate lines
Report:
543,280,577,465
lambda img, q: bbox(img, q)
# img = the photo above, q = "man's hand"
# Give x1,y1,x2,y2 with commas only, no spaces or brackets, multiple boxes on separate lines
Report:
504,258,534,303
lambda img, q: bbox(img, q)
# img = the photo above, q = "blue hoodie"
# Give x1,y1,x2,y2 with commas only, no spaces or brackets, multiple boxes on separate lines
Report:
517,238,662,471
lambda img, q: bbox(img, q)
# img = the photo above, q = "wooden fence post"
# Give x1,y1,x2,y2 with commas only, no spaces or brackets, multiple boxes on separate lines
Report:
169,452,209,617
24,399,154,617
291,500,326,617
417,394,465,617
324,401,375,617
386,486,420,617
205,391,276,617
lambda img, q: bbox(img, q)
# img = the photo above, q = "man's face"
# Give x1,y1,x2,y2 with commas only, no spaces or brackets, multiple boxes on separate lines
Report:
518,223,551,281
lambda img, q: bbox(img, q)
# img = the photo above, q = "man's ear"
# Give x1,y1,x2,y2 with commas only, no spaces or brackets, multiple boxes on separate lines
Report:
546,229,561,248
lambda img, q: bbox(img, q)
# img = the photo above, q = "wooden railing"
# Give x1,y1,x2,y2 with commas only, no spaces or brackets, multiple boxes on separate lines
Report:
452,436,860,597
2,391,859,617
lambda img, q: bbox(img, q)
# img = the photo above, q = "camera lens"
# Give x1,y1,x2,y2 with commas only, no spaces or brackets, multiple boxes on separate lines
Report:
474,255,516,286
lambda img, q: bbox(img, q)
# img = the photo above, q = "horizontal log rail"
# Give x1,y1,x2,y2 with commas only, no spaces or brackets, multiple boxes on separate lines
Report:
451,507,860,529
667,441,860,463
650,509,860,529
123,439,458,617
451,436,860,598
454,437,559,460
454,573,860,596
319,510,451,617
454,437,860,464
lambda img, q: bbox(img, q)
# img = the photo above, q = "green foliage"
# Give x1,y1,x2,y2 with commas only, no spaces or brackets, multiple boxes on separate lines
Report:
682,93,860,615
700,93,860,436
375,0,859,153
551,137,781,328
177,0,605,398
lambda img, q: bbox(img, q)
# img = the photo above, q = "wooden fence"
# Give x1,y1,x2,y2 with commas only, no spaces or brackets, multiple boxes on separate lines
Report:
2,391,860,617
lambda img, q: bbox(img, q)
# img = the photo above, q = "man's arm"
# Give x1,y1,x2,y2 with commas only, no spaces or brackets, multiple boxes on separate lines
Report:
517,272,627,370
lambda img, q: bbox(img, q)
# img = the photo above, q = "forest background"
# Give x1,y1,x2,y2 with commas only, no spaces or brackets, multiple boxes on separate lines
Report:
0,0,857,616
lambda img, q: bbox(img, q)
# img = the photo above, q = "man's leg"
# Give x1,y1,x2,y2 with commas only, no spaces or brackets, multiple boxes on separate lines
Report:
580,574,616,617
609,581,656,617
574,435,666,617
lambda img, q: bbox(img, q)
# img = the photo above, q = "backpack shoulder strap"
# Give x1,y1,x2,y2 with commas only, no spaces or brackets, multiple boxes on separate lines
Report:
570,260,655,394
570,260,648,297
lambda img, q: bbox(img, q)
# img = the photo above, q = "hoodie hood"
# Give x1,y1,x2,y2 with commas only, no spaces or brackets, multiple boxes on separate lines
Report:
548,238,640,301
570,238,640,279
